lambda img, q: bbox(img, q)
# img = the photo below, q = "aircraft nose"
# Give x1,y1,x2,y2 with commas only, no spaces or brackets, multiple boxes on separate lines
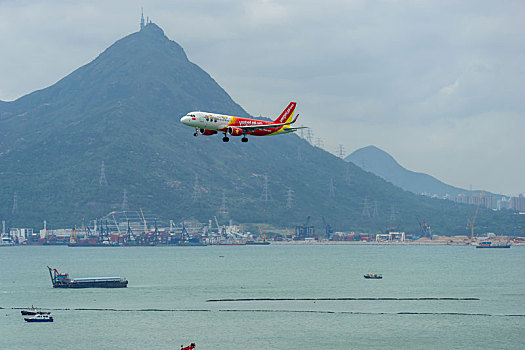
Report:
180,115,191,125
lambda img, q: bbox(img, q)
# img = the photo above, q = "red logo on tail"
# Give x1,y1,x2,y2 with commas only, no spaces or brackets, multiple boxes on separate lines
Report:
275,102,296,123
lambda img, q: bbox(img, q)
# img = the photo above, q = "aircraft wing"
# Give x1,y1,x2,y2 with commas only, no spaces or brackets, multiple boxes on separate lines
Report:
278,126,308,134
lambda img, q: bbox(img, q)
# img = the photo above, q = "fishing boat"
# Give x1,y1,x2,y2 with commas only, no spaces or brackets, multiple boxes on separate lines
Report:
364,273,382,279
47,266,128,288
21,306,50,316
24,314,54,322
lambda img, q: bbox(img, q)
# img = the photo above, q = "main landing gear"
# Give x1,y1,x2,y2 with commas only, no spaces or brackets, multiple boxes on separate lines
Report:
220,132,247,142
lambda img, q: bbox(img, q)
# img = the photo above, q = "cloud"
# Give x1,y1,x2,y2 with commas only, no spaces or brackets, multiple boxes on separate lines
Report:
244,0,289,25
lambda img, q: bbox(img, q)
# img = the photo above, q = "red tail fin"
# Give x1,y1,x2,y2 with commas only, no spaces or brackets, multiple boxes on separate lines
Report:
274,102,296,124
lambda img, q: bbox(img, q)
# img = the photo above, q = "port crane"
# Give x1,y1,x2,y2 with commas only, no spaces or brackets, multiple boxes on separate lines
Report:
258,227,268,243
467,192,484,239
295,216,314,240
214,216,225,238
415,215,432,238
322,216,333,238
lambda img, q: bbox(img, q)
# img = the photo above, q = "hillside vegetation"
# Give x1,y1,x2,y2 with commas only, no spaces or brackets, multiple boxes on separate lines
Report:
1,23,522,235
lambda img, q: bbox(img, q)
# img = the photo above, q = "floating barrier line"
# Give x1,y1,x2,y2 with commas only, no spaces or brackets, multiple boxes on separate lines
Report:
206,297,481,302
5,307,523,317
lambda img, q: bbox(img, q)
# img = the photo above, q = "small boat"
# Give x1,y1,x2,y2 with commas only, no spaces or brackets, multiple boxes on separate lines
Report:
21,306,50,316
364,273,382,279
24,314,54,322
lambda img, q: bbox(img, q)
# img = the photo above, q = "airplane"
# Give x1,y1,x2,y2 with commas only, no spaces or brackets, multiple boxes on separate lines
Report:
180,102,305,142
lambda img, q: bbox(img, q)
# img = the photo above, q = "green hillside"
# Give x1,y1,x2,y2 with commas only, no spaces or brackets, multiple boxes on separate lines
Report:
0,23,522,236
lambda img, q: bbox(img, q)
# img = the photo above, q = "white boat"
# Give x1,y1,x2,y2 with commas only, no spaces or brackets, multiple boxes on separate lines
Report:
24,314,54,322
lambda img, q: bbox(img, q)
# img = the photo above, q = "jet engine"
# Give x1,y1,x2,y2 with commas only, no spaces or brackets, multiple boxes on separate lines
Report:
199,129,218,135
227,127,244,136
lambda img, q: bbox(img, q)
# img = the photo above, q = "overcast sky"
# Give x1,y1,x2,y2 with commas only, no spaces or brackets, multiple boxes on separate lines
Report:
1,0,524,196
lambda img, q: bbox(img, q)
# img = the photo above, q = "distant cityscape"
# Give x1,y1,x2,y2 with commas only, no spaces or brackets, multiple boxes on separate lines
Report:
421,192,525,212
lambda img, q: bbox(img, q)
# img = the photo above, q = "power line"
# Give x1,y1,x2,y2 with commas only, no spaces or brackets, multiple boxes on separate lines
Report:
329,178,335,199
218,190,229,217
286,187,294,209
345,163,352,185
261,174,271,202
372,200,379,217
192,174,201,201
12,192,18,214
121,189,128,211
389,205,397,227
99,161,108,185
362,196,371,217
315,137,324,149
305,129,314,144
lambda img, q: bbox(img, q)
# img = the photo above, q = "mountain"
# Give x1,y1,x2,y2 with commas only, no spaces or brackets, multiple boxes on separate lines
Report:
345,146,503,200
0,22,522,236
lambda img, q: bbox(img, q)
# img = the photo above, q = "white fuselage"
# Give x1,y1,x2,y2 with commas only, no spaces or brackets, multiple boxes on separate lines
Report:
181,112,232,131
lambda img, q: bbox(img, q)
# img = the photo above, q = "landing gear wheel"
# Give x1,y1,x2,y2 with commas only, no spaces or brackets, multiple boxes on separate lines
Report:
193,133,198,137
241,137,248,143
222,136,230,142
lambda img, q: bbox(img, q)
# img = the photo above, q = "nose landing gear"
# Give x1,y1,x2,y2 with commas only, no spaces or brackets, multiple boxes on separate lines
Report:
193,128,198,137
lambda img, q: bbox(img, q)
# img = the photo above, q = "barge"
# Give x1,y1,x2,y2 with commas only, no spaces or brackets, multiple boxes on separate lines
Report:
476,241,511,248
47,266,128,288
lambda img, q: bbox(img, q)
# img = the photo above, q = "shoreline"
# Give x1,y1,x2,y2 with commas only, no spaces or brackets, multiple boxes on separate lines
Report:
269,240,523,246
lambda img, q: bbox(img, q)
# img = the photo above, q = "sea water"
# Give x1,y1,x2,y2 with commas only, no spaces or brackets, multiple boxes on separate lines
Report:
1,245,524,349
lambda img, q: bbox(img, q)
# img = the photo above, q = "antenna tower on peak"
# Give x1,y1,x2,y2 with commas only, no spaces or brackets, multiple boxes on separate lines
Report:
337,144,345,159
140,8,145,30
